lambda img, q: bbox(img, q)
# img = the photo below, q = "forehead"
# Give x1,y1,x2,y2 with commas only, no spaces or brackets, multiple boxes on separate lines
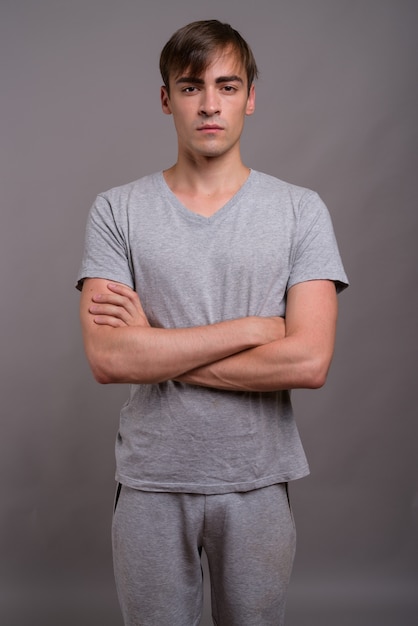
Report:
171,46,246,83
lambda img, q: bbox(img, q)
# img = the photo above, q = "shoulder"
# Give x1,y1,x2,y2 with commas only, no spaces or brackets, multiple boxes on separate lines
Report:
247,170,326,221
249,170,320,204
98,171,163,204
90,172,165,225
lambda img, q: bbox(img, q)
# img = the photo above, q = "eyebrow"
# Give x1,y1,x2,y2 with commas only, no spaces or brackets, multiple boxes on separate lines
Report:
175,75,244,86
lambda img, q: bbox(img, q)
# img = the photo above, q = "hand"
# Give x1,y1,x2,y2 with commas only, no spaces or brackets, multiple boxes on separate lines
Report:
89,282,150,328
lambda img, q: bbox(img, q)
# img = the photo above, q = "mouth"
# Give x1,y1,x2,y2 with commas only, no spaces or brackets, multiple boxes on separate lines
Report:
197,124,223,131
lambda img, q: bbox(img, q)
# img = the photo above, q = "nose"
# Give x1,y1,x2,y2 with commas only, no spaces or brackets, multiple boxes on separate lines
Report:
199,88,220,117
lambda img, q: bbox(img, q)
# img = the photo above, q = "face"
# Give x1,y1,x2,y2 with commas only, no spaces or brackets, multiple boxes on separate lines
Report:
160,48,256,161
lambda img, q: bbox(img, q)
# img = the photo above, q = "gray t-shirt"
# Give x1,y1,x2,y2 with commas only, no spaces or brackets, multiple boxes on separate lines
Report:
77,170,348,494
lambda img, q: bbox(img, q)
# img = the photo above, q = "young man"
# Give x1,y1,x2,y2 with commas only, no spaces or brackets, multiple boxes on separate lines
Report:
77,20,348,626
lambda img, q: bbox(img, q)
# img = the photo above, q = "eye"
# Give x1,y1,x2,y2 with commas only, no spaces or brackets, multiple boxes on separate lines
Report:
182,86,198,94
222,85,238,93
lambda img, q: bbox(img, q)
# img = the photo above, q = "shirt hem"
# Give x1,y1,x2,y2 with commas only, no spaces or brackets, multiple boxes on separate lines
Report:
115,466,310,495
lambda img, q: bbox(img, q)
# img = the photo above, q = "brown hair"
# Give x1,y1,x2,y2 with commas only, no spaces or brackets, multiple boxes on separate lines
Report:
159,20,259,94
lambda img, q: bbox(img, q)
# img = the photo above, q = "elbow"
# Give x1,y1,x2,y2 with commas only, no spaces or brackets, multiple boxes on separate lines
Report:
86,349,120,385
90,361,115,385
306,371,327,390
303,357,331,389
93,368,114,385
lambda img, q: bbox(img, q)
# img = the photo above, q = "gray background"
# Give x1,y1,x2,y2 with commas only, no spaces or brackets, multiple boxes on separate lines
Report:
1,1,417,625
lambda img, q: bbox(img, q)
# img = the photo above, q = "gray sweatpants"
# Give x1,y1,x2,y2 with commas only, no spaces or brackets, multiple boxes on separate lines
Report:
112,483,296,626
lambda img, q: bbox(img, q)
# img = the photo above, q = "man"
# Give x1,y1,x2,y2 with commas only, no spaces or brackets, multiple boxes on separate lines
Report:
77,19,348,626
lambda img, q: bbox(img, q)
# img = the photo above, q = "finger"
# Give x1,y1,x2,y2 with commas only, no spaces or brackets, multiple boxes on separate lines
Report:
92,292,132,307
93,290,141,318
91,293,140,320
92,315,126,328
92,284,149,327
89,303,131,323
106,283,146,314
106,282,136,299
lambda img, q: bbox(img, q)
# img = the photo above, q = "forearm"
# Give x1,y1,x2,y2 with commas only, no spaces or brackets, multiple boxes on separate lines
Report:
177,280,339,392
80,278,335,389
81,279,286,385
83,317,275,385
177,335,334,392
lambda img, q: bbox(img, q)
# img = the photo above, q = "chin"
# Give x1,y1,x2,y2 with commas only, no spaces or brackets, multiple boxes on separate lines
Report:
195,144,232,158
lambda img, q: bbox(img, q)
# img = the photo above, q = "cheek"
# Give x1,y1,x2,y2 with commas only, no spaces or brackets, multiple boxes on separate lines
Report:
171,106,193,127
172,114,191,138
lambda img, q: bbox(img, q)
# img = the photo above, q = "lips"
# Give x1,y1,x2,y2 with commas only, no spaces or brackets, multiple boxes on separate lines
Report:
198,125,223,130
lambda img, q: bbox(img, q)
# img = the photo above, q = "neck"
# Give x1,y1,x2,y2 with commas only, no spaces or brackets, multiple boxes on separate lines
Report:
162,154,251,218
164,152,250,196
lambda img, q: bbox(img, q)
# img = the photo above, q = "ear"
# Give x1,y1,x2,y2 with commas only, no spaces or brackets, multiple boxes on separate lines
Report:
245,83,256,116
161,86,172,115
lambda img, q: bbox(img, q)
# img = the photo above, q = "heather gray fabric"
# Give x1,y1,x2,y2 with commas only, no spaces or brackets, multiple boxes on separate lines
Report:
77,169,348,494
112,483,296,626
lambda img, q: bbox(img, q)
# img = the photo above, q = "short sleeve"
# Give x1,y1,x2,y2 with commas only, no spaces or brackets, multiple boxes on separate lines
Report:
76,193,134,291
288,191,349,293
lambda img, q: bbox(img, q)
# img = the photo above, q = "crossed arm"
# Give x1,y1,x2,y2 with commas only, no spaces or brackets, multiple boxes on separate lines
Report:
79,277,338,392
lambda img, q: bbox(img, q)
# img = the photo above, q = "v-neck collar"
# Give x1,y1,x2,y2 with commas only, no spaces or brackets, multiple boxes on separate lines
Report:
158,170,254,224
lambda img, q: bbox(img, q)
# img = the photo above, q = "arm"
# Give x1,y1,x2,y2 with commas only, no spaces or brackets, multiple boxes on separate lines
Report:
79,278,285,385
177,280,338,392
